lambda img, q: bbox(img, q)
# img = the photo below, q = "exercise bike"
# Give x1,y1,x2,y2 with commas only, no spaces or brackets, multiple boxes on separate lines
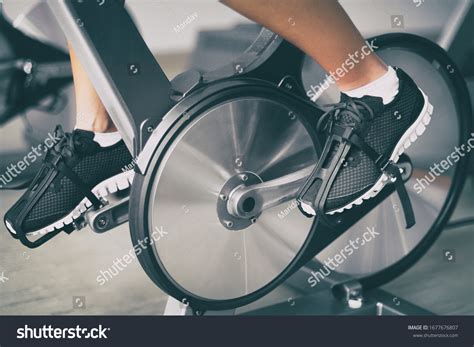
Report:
36,0,472,314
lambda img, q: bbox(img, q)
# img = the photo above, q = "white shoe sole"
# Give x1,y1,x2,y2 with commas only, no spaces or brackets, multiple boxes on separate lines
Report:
5,170,135,237
301,89,433,216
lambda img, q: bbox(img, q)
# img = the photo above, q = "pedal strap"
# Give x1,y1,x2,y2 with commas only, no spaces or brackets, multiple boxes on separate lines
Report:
298,125,416,229
55,162,103,209
346,131,415,228
297,129,352,227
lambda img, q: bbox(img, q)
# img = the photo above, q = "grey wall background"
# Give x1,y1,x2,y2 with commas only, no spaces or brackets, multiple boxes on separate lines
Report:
1,0,469,54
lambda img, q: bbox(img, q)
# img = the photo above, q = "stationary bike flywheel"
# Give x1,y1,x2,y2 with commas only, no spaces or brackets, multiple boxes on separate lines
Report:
130,83,322,310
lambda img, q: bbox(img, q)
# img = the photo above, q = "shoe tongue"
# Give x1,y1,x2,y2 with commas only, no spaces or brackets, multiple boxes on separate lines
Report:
73,128,95,139
72,129,100,153
341,93,384,114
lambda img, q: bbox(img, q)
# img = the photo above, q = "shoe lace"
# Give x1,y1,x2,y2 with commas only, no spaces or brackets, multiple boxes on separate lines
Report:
49,125,83,159
317,99,375,133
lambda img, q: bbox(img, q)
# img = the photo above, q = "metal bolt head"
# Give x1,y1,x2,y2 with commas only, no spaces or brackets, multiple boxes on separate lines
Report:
96,217,108,229
23,60,33,74
241,174,248,182
147,126,154,133
225,221,234,228
250,217,257,224
348,297,363,309
219,194,227,201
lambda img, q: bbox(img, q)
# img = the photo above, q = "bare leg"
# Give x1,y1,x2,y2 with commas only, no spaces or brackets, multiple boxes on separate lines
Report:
221,0,387,91
68,43,117,132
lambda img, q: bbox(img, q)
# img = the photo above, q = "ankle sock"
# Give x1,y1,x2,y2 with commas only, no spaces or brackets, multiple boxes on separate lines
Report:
345,66,399,105
93,131,122,147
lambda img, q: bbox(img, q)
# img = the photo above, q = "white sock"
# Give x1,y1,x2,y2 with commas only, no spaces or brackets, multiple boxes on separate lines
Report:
93,131,122,147
345,66,399,105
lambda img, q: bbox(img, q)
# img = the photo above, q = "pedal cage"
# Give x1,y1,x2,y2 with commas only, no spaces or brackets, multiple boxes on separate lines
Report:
6,172,84,249
297,127,353,227
13,193,126,249
5,125,126,249
297,125,416,229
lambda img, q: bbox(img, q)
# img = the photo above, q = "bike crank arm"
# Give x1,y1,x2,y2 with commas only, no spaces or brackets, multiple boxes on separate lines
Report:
85,191,130,233
226,154,413,221
226,166,314,220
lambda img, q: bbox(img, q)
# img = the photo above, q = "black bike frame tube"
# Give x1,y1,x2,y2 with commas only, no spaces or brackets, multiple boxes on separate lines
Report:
47,0,173,156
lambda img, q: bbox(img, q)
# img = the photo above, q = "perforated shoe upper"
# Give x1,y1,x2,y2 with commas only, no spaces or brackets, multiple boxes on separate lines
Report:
325,68,425,211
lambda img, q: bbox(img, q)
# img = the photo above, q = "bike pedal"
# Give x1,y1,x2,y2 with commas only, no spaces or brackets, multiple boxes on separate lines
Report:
85,190,130,233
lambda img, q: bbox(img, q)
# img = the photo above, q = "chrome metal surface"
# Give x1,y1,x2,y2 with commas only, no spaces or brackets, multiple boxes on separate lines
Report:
227,165,313,219
148,97,317,300
217,171,263,231
85,190,130,234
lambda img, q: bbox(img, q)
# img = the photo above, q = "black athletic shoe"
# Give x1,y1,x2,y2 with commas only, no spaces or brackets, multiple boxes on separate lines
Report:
4,125,134,239
298,67,433,222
